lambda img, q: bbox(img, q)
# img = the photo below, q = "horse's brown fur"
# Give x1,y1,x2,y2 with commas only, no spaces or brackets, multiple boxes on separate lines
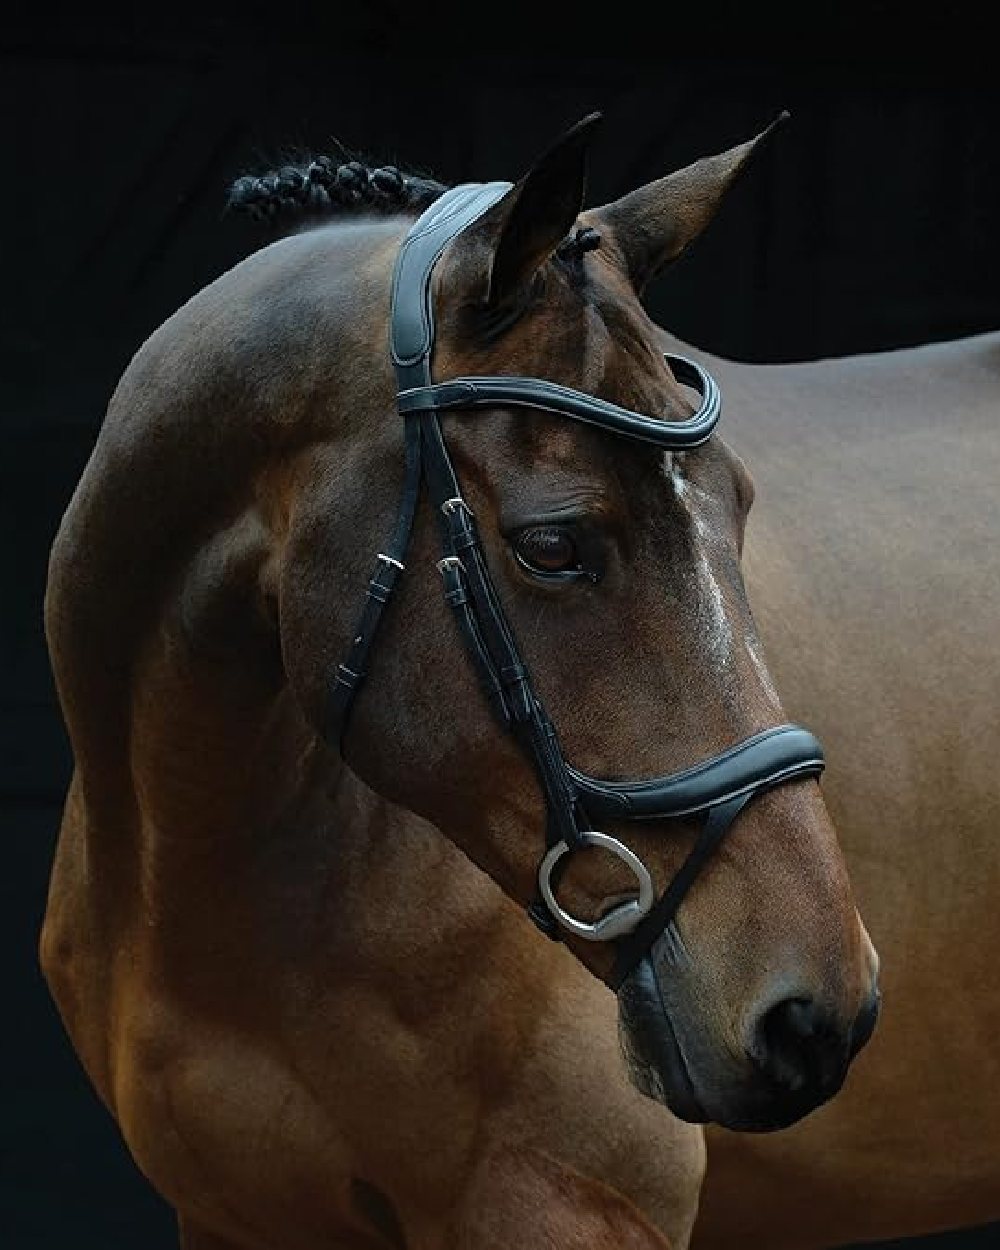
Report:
40,121,878,1247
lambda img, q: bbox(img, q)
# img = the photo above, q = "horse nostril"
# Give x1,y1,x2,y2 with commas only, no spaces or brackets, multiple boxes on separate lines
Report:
749,997,850,1098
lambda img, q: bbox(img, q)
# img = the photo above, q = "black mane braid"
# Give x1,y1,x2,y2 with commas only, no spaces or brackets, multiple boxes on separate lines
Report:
225,152,602,270
226,154,448,227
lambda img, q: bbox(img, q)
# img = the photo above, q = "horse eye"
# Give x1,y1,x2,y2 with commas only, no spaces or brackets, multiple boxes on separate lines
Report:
513,527,580,575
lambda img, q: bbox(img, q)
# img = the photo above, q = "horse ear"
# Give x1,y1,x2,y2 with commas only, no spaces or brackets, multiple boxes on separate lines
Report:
467,112,602,312
591,112,789,294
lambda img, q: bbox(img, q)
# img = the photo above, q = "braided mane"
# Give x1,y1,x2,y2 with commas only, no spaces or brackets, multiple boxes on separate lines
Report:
226,152,448,228
226,149,603,267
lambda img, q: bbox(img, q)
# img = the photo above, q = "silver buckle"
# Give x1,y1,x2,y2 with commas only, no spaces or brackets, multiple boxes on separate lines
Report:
537,832,654,942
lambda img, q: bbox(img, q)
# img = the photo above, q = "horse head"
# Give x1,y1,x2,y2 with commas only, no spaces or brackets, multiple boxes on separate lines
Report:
264,113,879,1131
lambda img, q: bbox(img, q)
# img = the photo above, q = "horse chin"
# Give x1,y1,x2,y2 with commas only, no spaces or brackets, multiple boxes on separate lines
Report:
616,957,710,1125
616,956,833,1133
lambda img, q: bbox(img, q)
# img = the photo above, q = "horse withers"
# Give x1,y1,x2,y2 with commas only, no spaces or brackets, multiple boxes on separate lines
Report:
41,114,877,1246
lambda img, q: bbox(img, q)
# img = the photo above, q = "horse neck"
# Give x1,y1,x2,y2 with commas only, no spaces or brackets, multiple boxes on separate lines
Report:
44,221,411,915
77,561,547,1041
47,219,407,811
53,490,501,969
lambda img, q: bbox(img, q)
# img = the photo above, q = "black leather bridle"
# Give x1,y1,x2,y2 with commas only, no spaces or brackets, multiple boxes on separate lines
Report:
324,183,825,989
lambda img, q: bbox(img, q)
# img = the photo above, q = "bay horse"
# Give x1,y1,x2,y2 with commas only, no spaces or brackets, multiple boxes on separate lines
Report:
40,115,878,1248
654,324,1000,1248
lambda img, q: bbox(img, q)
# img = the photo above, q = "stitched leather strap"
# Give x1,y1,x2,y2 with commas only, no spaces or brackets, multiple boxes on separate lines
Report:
391,182,511,391
398,354,721,450
568,724,825,820
324,413,422,746
608,792,755,989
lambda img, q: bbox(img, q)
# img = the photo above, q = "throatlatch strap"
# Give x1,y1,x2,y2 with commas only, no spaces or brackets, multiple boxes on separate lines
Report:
327,184,511,746
324,413,423,745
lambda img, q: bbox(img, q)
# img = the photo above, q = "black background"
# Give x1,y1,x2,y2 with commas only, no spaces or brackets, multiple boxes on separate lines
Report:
4,5,1000,1247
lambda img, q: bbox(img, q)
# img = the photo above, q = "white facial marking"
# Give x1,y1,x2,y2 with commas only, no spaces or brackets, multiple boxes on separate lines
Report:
695,551,733,668
663,450,685,499
661,452,733,670
745,629,781,706
660,454,785,711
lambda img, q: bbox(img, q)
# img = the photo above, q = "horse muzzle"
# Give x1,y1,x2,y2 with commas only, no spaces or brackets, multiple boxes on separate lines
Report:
617,952,881,1132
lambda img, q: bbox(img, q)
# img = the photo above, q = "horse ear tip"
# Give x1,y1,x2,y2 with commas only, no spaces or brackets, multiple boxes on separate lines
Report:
570,111,604,139
753,109,791,150
543,111,603,164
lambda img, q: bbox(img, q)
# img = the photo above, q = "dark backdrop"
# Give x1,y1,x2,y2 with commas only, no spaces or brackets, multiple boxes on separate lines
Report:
4,7,1000,1248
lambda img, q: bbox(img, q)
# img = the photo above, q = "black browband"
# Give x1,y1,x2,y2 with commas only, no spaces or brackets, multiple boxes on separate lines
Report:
325,182,825,990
